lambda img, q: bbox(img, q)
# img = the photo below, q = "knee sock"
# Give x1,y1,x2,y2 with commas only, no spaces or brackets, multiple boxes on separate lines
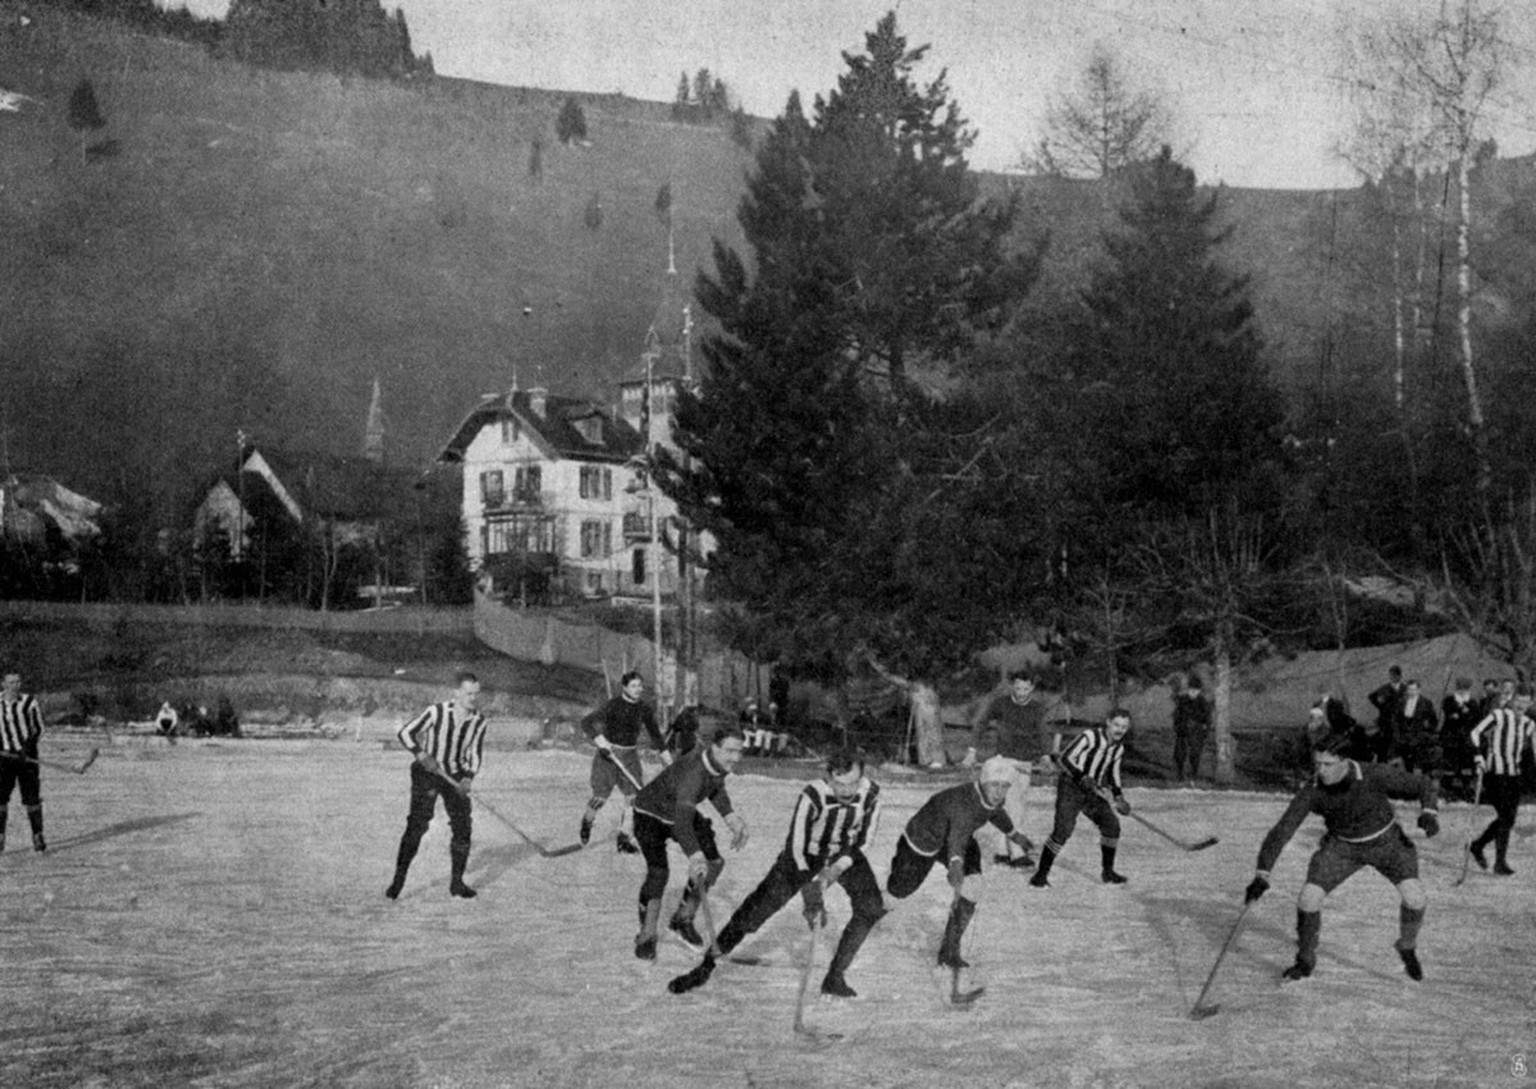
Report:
1032,843,1059,881
25,803,42,836
1296,910,1322,968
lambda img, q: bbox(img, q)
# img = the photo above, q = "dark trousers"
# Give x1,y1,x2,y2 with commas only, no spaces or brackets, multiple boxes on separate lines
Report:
716,850,883,957
392,763,473,882
886,834,982,900
1474,774,1523,863
1172,727,1207,779
0,746,43,837
635,810,722,907
1046,776,1120,850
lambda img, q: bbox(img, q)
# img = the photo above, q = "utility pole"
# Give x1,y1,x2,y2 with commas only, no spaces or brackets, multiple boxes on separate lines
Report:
644,346,667,727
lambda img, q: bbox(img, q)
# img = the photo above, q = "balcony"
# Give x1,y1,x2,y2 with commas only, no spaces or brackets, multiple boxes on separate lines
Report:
622,510,651,542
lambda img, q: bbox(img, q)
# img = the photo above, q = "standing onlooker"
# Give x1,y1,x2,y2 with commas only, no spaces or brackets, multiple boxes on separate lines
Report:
1243,740,1439,982
1479,678,1503,716
385,672,489,900
1394,679,1440,774
1467,685,1536,876
1171,673,1212,782
666,746,884,998
1366,664,1405,753
0,671,47,852
1031,709,1134,887
961,670,1049,868
578,670,668,853
1440,677,1482,797
631,727,748,960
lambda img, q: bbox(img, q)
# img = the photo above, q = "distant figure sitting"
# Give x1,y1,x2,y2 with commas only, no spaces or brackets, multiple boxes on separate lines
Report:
740,697,775,756
155,701,179,737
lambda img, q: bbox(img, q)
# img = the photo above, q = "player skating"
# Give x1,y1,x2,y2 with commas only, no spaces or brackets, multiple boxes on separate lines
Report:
827,756,1032,997
578,670,668,854
0,670,48,852
667,746,883,997
631,726,748,961
1031,709,1134,887
1467,684,1536,876
384,672,490,900
1243,740,1440,982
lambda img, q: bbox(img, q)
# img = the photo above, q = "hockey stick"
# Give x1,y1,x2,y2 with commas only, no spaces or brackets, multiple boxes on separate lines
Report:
791,919,844,1040
1454,772,1484,887
1127,810,1218,852
602,746,646,792
1189,901,1253,1020
420,760,581,858
0,747,98,776
474,795,583,858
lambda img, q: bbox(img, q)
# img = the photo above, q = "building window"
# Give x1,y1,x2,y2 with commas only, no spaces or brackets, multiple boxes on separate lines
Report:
580,520,611,558
579,465,613,500
513,465,541,504
500,418,520,445
585,571,605,595
480,470,504,507
632,546,646,585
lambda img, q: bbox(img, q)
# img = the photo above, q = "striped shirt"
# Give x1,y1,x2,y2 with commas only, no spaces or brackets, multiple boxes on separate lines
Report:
1469,708,1536,777
784,777,881,875
1060,724,1125,795
0,694,44,753
398,700,488,780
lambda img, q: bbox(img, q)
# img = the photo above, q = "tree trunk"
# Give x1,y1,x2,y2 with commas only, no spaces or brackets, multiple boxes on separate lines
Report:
1212,638,1235,785
908,682,944,768
1454,150,1491,501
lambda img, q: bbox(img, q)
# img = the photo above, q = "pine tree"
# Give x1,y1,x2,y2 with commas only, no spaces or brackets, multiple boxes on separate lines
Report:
656,14,1043,757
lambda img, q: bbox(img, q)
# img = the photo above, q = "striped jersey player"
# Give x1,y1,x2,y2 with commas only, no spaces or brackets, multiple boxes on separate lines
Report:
0,670,48,852
384,672,489,900
1032,709,1134,887
1467,687,1536,875
668,747,884,997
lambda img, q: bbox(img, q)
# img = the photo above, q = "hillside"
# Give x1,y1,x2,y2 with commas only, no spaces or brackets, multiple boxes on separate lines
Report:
5,4,1533,516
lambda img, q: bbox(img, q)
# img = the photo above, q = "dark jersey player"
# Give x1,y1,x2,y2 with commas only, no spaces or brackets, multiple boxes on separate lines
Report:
630,726,748,961
1244,741,1440,982
578,670,668,854
828,756,1032,995
668,747,883,997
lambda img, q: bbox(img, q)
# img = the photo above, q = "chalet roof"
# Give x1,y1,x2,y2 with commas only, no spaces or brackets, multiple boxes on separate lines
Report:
0,473,104,543
241,445,422,521
438,390,642,465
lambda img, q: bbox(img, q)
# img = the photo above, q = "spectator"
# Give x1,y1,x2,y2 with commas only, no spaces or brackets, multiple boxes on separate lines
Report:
1394,679,1440,773
1171,673,1212,782
1440,677,1481,797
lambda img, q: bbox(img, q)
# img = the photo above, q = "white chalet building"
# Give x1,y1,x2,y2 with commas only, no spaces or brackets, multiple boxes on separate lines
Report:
439,379,692,602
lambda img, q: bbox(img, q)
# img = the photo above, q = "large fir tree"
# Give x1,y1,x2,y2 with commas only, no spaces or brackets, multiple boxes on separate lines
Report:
658,13,1043,760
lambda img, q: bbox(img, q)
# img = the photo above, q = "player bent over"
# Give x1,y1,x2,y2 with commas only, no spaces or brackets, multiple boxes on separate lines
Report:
1244,739,1440,982
668,747,883,996
1031,709,1134,887
631,726,748,961
831,757,1032,995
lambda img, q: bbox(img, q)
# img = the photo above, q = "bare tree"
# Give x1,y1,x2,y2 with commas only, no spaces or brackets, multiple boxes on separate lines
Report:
1025,43,1175,178
1340,0,1511,502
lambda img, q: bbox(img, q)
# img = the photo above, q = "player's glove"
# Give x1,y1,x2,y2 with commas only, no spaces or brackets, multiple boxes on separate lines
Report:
594,735,612,752
456,775,473,796
1113,794,1131,816
724,812,749,851
687,853,710,883
414,752,442,778
659,750,674,767
1244,875,1269,904
1417,811,1440,838
801,882,827,928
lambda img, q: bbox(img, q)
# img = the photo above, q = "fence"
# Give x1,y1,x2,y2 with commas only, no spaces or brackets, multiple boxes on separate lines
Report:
471,590,770,711
0,599,474,636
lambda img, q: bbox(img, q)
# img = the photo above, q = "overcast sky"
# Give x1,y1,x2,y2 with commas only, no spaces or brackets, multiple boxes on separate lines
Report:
174,0,1536,190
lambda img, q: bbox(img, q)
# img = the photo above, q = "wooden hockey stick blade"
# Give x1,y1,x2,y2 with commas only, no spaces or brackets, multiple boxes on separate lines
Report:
949,966,985,1006
72,748,99,775
1188,1002,1221,1021
539,842,583,858
1188,836,1219,852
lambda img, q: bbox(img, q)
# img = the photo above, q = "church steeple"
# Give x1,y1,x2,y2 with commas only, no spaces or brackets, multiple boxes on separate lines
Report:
363,375,385,462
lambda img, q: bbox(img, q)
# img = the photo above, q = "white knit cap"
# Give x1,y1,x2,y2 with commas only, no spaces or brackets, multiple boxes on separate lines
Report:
979,755,1019,787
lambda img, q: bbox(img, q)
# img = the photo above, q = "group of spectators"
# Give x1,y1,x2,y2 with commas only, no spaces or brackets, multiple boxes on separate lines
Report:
1303,666,1517,796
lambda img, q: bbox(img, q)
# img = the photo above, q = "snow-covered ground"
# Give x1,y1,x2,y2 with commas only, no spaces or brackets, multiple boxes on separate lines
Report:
1,737,1531,1088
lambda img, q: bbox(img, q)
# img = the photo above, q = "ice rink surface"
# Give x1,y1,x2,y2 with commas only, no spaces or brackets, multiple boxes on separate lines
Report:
1,739,1531,1088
